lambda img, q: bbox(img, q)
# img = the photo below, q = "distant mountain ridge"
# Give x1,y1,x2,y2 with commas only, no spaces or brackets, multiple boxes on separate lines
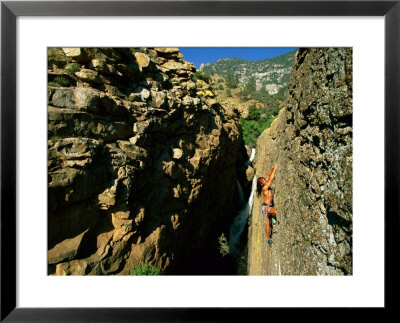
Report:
200,50,297,95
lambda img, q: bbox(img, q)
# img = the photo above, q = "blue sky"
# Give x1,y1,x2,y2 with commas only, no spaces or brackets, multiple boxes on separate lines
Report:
179,47,297,69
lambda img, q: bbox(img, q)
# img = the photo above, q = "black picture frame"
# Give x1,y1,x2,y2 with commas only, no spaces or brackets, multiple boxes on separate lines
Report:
1,0,398,321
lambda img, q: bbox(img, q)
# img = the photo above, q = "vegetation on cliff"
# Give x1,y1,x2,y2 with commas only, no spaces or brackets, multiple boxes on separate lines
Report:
200,50,296,95
203,50,296,147
130,263,164,275
240,105,276,147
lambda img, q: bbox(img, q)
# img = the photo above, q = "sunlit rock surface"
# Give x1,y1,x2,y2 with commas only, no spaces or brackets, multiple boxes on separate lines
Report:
48,48,247,275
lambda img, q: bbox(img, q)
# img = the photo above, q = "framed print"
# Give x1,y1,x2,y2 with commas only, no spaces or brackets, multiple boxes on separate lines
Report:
1,0,399,321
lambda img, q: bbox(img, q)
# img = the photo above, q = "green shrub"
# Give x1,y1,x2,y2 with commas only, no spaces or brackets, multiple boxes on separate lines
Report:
65,63,81,74
130,263,164,276
191,71,212,84
51,76,72,87
226,89,232,97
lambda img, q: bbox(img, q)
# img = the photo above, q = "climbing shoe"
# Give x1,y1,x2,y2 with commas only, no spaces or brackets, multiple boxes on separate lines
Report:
268,239,273,246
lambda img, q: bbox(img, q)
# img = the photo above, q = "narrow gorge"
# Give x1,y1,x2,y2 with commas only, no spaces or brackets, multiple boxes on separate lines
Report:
48,47,352,275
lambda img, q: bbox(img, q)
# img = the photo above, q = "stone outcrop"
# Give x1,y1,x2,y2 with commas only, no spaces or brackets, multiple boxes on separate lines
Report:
48,48,246,275
248,48,352,275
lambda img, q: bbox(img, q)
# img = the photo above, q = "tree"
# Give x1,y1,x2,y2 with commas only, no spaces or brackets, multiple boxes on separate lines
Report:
276,86,288,101
225,72,239,89
258,86,269,99
245,76,256,94
247,104,261,120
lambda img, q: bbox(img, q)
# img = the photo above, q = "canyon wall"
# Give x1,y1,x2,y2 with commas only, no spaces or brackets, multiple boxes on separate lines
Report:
248,48,353,275
48,48,247,275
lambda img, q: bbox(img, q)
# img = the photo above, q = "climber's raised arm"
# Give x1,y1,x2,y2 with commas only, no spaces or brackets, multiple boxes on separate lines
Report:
265,165,275,181
263,165,277,190
257,165,277,194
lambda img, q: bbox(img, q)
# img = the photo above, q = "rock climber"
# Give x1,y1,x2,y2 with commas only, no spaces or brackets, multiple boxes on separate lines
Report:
257,165,278,246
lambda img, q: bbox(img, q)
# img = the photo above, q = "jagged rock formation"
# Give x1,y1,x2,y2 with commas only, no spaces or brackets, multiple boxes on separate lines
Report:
48,48,247,275
248,48,353,275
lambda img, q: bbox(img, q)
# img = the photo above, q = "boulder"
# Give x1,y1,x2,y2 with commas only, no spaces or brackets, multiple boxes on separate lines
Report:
140,88,150,101
48,48,67,69
62,48,82,58
48,229,89,264
75,69,101,83
98,179,119,209
90,58,120,76
50,87,75,109
171,148,183,160
73,87,101,113
186,80,196,91
151,91,167,108
162,61,186,71
134,52,151,70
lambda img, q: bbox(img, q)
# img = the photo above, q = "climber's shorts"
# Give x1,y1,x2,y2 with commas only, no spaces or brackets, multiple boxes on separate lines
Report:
261,203,272,216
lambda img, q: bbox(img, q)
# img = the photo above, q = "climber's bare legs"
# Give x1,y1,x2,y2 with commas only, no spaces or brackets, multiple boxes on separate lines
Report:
265,216,271,240
268,207,277,220
266,208,277,239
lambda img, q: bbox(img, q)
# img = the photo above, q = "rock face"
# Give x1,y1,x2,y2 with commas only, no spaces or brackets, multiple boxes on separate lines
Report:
48,48,245,275
248,48,352,275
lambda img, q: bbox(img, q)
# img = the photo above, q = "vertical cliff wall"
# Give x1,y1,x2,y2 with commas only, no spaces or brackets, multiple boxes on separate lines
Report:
248,48,352,275
48,48,246,275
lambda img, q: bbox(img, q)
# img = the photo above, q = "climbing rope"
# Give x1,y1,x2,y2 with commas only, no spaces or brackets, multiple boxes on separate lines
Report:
266,243,269,275
265,217,269,276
